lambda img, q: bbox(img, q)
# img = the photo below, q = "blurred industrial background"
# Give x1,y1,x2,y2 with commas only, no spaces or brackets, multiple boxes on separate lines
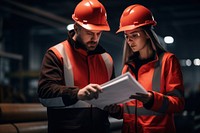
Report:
0,0,200,133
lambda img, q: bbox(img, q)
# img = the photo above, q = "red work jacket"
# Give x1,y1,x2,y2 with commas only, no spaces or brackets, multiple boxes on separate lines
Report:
120,52,185,133
39,40,114,107
38,38,114,133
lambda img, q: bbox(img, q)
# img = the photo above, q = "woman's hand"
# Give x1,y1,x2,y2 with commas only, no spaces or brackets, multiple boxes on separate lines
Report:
129,92,153,104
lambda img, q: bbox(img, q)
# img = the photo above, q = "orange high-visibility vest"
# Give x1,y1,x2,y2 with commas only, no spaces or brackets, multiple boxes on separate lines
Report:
39,40,114,108
121,52,184,133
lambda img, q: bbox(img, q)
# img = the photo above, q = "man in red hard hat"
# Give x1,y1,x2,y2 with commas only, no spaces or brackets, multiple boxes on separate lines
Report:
38,0,115,133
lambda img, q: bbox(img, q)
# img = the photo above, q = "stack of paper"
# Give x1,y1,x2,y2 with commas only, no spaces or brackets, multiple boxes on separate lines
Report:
86,72,147,109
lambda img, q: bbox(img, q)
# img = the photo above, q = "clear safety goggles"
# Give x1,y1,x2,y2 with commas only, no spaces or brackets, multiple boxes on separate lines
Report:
124,30,143,40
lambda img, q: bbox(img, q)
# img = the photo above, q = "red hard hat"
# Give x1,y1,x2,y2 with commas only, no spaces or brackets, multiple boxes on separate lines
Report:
72,0,110,31
116,4,157,33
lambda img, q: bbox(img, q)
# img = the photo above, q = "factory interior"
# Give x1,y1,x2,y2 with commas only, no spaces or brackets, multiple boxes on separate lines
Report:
0,0,200,133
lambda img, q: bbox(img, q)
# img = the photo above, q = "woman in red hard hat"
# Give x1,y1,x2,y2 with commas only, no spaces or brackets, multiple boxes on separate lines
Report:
38,0,115,133
105,4,185,133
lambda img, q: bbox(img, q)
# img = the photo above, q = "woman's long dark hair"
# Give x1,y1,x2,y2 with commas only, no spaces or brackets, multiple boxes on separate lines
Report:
122,25,167,65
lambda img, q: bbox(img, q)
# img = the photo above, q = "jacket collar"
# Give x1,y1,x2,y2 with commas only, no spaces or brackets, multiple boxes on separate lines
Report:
67,30,106,56
126,51,162,68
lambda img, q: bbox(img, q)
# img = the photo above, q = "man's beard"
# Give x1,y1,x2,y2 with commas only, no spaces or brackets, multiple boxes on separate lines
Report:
76,37,98,51
86,41,98,50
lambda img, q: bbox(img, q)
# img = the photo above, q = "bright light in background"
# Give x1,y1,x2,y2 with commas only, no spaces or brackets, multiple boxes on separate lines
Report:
164,36,174,44
66,24,74,31
180,59,191,67
186,59,192,66
193,58,200,66
180,58,200,67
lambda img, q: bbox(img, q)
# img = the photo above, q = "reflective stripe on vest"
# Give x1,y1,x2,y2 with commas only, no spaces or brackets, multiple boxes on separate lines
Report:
124,54,166,115
152,53,183,113
40,42,113,108
124,105,165,116
152,56,162,92
55,43,74,87
101,53,113,80
124,53,166,115
151,53,170,113
39,43,75,108
124,53,183,115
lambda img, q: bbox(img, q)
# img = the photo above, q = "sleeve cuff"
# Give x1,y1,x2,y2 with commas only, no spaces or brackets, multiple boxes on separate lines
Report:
62,87,79,106
143,91,154,109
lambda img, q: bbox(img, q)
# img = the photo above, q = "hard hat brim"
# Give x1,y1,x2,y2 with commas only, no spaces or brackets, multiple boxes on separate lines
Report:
76,21,110,31
116,21,156,33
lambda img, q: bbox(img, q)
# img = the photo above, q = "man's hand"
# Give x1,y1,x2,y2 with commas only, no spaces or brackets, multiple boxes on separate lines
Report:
129,92,153,104
77,84,102,100
104,104,121,114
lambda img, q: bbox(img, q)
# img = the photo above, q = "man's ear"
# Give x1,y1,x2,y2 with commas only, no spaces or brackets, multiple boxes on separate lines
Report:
74,23,79,34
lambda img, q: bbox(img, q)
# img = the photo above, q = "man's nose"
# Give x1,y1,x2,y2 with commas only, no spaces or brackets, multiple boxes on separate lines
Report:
92,34,99,41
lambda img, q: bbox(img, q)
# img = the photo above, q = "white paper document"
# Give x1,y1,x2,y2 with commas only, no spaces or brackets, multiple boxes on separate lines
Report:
86,72,147,109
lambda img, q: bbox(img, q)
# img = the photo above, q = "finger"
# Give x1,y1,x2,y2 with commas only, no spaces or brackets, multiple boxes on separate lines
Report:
94,92,99,99
85,90,90,97
87,86,98,93
130,95,145,101
90,84,102,93
130,94,150,103
136,92,149,97
129,94,138,99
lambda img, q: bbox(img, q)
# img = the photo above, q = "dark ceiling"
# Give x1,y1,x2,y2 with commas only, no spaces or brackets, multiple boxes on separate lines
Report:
1,0,200,59
0,0,200,88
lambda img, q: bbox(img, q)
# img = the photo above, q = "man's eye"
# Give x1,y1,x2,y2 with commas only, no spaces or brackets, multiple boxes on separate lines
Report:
86,32,93,35
131,34,138,38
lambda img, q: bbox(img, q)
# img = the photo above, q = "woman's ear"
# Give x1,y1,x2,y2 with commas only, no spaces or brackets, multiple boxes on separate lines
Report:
143,30,150,39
